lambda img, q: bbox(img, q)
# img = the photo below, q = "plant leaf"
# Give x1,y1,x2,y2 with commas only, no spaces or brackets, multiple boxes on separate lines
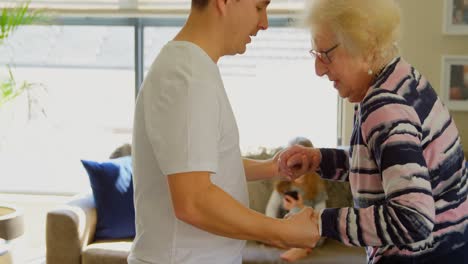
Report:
0,0,44,42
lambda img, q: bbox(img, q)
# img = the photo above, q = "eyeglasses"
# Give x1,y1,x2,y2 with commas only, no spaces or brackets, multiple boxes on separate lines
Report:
309,43,340,64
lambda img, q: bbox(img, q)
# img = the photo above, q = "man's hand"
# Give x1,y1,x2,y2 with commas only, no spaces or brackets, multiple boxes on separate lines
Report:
280,207,321,249
277,145,322,179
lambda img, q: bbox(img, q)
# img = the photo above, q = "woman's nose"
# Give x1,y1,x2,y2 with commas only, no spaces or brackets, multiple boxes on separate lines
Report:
315,59,327,77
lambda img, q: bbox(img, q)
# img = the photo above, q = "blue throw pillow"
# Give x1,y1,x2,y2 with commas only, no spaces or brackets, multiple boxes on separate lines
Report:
81,156,135,240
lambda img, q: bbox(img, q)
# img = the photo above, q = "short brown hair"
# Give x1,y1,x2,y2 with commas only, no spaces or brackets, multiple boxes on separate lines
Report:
192,0,210,9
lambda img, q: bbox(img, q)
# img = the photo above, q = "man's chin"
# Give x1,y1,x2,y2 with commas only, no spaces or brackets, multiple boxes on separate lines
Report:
239,44,248,53
233,47,247,56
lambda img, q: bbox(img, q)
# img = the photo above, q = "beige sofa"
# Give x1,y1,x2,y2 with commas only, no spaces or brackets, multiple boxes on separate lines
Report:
46,193,132,264
46,179,365,264
46,144,365,263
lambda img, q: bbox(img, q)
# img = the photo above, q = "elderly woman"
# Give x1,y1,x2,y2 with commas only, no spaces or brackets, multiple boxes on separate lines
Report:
278,0,468,263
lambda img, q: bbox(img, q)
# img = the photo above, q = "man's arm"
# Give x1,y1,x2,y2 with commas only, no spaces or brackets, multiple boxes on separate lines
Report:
167,171,320,249
242,158,277,181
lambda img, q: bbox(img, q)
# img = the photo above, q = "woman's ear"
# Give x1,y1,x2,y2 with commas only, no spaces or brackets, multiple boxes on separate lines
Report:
365,35,382,70
362,48,378,73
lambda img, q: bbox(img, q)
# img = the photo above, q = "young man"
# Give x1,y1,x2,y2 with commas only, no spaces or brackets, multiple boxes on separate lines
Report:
128,1,320,263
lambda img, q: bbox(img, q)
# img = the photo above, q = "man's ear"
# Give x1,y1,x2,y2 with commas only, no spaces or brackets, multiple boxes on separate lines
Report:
215,0,230,16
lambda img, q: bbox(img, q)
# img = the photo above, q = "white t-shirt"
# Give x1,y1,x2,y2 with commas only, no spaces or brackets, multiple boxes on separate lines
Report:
128,41,248,264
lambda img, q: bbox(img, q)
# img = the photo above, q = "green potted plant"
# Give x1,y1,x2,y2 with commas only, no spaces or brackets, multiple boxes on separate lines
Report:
0,1,48,153
0,0,45,113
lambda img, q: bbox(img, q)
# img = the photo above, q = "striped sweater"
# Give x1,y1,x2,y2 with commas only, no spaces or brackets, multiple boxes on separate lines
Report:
320,58,468,263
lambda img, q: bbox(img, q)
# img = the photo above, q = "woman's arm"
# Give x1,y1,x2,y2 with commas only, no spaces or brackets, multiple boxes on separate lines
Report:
278,146,351,182
321,93,435,247
318,148,350,182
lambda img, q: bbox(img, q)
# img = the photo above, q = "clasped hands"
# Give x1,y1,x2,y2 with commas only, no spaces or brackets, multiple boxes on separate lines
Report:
274,144,322,180
279,206,321,249
270,145,323,249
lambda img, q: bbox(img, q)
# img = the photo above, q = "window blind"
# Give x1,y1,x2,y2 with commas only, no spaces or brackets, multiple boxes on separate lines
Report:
0,0,305,16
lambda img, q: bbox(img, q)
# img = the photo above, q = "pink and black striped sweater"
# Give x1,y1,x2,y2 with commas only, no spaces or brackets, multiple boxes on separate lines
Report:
319,58,467,263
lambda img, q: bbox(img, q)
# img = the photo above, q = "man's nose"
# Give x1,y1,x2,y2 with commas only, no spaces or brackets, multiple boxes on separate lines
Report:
258,11,269,30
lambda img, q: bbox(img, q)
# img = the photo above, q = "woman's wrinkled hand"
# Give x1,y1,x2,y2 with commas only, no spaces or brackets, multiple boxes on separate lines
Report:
277,145,322,180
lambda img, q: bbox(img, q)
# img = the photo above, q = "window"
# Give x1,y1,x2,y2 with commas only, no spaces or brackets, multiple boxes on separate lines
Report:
145,26,338,154
219,28,337,153
0,15,338,195
0,25,135,194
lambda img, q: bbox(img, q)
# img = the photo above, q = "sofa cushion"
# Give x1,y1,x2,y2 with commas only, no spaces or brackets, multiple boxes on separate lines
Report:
81,156,135,240
82,239,131,264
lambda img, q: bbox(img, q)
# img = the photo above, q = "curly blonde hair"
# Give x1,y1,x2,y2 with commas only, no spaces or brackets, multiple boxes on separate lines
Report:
305,0,401,71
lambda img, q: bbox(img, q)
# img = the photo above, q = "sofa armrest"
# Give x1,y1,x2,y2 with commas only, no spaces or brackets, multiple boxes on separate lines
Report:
46,194,97,264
